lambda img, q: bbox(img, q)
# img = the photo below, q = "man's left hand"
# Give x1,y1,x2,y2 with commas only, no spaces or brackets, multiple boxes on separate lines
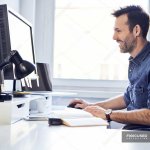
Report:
84,106,106,119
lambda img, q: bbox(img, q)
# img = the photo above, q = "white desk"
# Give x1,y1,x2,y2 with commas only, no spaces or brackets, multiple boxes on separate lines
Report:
30,91,77,97
0,92,76,124
0,120,150,150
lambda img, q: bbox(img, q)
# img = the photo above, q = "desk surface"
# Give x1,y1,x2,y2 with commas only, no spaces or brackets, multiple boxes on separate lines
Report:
30,91,77,97
0,120,150,150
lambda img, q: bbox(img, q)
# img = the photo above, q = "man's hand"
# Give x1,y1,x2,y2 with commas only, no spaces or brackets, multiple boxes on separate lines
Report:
84,106,106,120
68,98,90,109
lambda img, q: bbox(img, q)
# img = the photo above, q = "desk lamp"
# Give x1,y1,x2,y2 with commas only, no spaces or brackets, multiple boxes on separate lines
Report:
0,50,35,101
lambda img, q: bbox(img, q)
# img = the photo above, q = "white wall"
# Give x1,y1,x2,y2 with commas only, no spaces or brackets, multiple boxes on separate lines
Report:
19,0,36,30
34,0,54,73
0,0,20,12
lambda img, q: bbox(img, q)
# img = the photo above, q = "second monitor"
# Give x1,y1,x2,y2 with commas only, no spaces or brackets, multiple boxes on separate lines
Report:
22,62,52,92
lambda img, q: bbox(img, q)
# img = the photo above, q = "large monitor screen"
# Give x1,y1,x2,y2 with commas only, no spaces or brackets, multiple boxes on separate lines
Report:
8,11,35,65
0,4,36,79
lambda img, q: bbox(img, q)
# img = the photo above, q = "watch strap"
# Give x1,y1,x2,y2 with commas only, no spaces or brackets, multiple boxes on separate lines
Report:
105,109,112,122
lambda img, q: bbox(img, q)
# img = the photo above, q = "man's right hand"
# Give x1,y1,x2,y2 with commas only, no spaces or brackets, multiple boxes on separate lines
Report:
68,98,90,109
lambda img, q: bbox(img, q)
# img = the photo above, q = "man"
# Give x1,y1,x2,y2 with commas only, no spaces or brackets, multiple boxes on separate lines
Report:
68,5,150,130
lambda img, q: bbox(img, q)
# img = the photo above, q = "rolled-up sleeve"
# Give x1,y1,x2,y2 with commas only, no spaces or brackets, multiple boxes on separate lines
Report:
123,86,131,107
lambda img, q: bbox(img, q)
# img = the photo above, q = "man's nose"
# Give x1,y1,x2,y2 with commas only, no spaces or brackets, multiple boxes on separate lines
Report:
113,33,117,40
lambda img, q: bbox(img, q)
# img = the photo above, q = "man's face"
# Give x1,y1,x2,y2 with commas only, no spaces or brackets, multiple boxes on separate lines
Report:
113,14,137,53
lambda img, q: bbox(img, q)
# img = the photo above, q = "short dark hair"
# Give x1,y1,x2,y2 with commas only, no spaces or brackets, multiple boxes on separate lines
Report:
112,5,150,38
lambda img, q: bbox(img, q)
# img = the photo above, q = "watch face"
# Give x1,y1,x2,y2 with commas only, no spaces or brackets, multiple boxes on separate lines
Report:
105,109,112,115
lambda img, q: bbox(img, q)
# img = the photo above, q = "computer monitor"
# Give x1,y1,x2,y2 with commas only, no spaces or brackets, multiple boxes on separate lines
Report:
0,4,52,92
0,4,36,79
22,62,53,92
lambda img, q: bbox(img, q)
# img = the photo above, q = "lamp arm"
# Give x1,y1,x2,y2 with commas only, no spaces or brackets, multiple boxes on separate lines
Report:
0,56,11,70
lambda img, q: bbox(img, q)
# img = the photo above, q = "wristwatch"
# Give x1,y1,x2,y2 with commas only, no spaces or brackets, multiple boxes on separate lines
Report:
105,109,112,122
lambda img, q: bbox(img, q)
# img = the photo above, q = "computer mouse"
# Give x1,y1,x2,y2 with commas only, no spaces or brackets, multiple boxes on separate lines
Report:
67,103,82,109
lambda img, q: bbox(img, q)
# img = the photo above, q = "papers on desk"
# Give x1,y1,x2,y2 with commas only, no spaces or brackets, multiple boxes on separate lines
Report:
49,108,109,127
62,117,108,127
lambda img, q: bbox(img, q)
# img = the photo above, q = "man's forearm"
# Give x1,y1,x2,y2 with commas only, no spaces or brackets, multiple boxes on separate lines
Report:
94,95,126,110
110,109,150,125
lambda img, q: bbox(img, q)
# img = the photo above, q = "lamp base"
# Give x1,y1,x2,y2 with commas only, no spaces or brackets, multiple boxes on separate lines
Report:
13,91,31,97
0,93,12,102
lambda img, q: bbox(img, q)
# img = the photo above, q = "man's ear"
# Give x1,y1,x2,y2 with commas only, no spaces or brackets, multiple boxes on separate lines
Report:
133,25,141,37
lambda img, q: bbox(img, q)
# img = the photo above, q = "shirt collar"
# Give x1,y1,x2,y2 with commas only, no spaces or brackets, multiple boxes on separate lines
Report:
129,41,150,65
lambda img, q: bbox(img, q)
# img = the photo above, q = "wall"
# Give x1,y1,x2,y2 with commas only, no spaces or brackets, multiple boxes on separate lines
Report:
34,0,54,74
0,0,20,12
19,0,36,31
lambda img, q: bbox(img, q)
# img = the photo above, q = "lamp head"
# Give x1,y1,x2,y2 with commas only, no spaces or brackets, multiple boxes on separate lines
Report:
0,50,35,80
9,51,35,79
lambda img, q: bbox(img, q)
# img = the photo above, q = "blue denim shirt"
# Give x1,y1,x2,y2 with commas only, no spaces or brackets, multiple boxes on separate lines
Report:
124,42,150,111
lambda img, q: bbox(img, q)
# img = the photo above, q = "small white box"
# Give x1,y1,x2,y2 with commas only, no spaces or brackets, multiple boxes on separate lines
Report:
0,99,29,124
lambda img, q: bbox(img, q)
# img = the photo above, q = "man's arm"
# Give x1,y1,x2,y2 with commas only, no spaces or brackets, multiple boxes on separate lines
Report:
84,105,150,126
110,109,150,125
94,94,127,110
69,94,127,109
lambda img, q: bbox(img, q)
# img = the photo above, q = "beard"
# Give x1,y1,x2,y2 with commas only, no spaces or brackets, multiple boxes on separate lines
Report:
117,35,137,53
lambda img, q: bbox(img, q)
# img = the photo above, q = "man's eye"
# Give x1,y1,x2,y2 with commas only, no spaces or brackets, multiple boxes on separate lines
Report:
116,30,121,33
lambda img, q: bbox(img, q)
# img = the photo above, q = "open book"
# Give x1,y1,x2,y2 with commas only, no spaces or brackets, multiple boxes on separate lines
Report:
49,108,109,127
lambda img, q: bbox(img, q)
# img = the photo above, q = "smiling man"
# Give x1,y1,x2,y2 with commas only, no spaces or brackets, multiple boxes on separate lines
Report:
68,5,150,130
